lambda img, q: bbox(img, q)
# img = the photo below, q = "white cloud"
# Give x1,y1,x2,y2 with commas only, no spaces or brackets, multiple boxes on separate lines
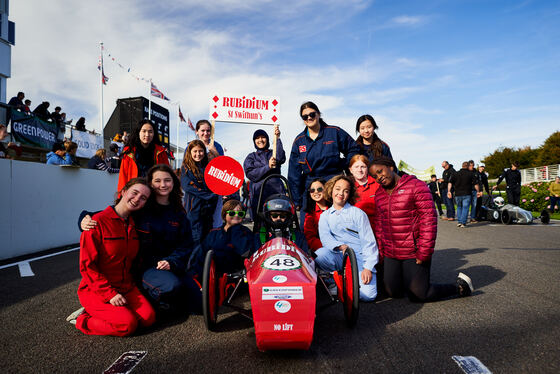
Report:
392,15,428,26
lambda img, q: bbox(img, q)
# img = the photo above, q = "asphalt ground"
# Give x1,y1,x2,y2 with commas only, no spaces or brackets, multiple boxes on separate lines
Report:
0,219,559,373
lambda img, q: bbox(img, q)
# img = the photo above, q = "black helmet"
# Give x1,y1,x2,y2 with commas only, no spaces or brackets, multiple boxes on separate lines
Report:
262,194,295,230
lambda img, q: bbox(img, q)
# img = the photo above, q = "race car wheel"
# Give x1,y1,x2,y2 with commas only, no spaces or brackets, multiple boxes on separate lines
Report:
501,210,512,225
342,248,359,328
540,209,550,224
202,250,219,331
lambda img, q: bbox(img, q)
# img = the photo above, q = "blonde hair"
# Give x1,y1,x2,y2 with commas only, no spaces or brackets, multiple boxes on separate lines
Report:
95,148,106,158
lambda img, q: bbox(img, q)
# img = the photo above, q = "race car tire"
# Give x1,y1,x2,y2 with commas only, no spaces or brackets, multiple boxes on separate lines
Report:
202,250,219,331
540,209,550,225
501,210,512,225
342,247,359,328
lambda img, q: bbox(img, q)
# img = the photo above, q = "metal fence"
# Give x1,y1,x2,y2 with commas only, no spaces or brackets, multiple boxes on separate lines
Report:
521,164,559,184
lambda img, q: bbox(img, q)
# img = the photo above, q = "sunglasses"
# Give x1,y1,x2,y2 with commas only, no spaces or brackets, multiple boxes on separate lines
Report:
309,187,324,193
226,210,246,217
301,112,318,121
270,213,288,219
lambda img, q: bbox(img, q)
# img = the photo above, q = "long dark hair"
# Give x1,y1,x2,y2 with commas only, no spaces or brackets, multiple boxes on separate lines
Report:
300,101,328,127
181,139,208,181
147,164,185,212
355,114,386,158
124,119,160,155
304,178,331,213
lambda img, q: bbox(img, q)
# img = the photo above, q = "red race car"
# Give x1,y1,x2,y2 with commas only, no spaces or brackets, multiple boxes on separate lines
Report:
201,175,360,351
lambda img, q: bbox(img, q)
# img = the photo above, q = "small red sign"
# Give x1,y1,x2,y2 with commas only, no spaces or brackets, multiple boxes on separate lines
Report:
299,145,306,153
204,156,245,196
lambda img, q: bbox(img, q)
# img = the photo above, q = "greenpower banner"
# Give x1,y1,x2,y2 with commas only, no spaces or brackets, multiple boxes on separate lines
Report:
398,160,436,181
10,110,59,150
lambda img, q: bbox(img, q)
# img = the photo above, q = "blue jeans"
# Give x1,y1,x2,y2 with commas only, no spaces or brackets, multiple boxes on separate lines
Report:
315,247,377,301
455,195,471,225
442,193,455,218
469,190,478,220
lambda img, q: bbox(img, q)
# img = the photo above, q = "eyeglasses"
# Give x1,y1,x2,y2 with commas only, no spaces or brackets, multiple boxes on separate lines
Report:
309,187,324,193
226,210,246,217
301,112,318,121
270,213,288,219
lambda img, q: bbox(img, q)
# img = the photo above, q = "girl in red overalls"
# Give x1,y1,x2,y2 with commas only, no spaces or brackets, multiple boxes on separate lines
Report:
69,178,156,336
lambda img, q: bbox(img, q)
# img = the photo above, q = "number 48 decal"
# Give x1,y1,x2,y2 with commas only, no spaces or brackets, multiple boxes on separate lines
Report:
262,255,301,271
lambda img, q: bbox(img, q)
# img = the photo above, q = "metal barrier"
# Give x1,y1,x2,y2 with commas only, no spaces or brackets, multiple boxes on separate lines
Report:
521,164,559,184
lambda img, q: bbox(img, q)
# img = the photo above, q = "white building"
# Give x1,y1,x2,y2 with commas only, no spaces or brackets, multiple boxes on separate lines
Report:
0,0,15,104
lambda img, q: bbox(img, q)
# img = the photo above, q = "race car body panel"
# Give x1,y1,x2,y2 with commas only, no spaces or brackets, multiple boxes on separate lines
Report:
245,237,317,351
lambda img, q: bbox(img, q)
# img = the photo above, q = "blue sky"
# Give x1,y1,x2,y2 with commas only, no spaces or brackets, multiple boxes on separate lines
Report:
7,0,560,175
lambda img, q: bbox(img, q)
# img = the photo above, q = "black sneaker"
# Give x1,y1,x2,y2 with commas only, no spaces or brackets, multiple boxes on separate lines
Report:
457,272,474,297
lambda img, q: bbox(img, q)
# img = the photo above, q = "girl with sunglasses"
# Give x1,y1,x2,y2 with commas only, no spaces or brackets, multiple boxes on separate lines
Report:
192,200,256,274
243,126,286,227
355,114,393,164
288,101,360,227
118,119,169,192
181,140,218,245
316,175,378,301
303,178,331,252
69,178,156,336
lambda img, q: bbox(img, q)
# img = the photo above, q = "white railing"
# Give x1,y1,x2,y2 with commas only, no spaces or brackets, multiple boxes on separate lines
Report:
521,164,559,184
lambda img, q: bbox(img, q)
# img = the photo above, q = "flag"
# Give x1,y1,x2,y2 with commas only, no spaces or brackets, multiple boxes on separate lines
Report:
151,82,170,101
187,116,195,131
98,54,109,85
178,106,186,123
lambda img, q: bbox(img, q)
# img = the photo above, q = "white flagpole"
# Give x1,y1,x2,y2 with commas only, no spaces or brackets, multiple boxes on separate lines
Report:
148,79,152,120
99,42,104,136
176,103,180,169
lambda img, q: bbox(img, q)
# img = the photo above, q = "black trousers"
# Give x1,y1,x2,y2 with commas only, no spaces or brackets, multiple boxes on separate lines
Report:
431,193,444,215
383,258,457,302
506,185,521,206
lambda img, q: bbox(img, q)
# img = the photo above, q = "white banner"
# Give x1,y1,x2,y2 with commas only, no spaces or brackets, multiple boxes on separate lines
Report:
71,130,104,158
209,94,280,125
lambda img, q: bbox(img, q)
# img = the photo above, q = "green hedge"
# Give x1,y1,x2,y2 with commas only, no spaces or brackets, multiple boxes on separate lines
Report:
520,181,552,212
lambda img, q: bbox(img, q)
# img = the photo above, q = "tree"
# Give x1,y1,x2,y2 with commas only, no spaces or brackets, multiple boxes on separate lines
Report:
535,131,560,166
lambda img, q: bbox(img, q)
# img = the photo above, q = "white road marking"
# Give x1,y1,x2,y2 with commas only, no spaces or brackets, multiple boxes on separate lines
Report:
0,247,79,277
103,351,147,374
18,262,35,277
452,355,492,374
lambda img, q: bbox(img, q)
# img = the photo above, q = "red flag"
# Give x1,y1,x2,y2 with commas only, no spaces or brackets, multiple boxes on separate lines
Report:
178,106,186,123
187,117,195,131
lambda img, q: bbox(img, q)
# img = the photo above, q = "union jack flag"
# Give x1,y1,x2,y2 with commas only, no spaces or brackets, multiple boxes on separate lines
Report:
98,55,109,85
178,106,186,123
187,117,195,131
151,83,169,101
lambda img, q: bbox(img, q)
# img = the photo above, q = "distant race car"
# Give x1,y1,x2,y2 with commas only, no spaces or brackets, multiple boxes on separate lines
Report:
201,175,360,351
479,195,550,225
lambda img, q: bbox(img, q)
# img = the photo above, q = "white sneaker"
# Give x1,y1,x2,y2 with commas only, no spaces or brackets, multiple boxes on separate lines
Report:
328,283,338,296
66,307,85,325
457,273,474,297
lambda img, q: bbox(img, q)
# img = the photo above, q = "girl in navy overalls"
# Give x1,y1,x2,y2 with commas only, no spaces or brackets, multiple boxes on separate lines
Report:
355,114,393,164
181,140,218,245
288,101,360,227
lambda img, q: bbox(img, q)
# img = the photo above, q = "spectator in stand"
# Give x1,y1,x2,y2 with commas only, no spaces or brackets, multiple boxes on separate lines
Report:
548,176,560,213
441,161,457,221
75,117,86,132
118,119,169,192
288,101,361,227
65,141,80,166
7,92,25,110
475,165,490,219
493,162,522,206
241,180,250,208
108,143,121,170
449,161,480,228
427,174,445,218
33,101,51,121
123,131,130,144
468,160,478,223
303,178,331,252
51,106,63,125
243,126,286,228
24,100,32,114
180,139,218,245
113,133,123,142
87,149,119,173
355,114,392,163
1,124,14,159
370,156,474,301
46,142,72,165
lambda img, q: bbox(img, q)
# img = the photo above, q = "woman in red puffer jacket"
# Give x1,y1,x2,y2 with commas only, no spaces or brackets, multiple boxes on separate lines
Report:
370,157,474,301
